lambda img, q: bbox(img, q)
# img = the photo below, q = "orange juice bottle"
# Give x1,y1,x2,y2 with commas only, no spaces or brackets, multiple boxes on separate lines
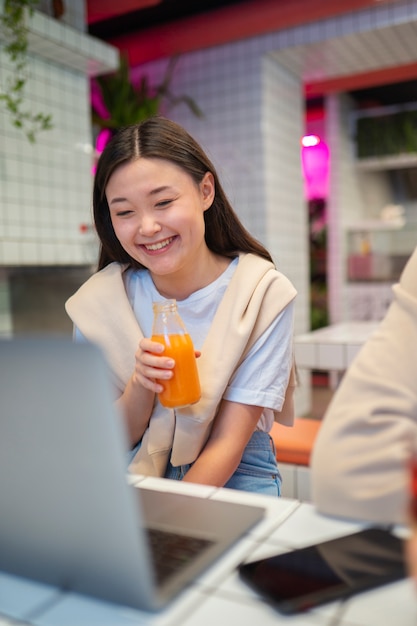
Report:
151,299,201,408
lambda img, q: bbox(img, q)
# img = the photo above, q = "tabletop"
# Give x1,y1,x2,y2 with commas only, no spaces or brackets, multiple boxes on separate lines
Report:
294,321,380,372
0,475,416,626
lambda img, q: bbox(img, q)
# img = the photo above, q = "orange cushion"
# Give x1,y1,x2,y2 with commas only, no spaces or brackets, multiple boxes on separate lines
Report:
270,418,321,466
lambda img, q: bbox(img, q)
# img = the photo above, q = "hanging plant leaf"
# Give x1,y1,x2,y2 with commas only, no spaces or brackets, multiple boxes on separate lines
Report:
0,0,53,142
92,53,203,131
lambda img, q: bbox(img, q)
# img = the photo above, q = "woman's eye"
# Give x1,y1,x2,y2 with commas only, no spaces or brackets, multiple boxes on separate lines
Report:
115,210,133,217
156,199,173,208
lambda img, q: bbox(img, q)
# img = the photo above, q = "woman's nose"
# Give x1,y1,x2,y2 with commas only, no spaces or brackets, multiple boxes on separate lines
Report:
138,216,161,236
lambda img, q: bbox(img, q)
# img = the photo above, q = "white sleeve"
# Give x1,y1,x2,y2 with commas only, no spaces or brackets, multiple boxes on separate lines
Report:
223,300,295,411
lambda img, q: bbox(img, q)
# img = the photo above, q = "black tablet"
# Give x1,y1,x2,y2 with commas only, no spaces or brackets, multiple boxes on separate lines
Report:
238,527,407,615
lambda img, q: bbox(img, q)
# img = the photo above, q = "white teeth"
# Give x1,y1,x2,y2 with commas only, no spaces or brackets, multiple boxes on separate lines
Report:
145,237,173,251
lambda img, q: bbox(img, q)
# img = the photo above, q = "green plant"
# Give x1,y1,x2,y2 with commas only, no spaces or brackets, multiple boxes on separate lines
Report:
0,0,53,142
92,54,203,131
356,109,417,158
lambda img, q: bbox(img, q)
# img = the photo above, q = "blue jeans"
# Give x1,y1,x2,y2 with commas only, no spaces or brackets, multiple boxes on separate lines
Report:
129,430,281,497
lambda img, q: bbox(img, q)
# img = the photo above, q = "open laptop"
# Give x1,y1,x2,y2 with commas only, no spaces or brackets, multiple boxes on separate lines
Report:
0,337,265,612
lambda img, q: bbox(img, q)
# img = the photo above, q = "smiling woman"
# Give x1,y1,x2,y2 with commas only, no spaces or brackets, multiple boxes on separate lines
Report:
65,116,297,497
105,156,214,298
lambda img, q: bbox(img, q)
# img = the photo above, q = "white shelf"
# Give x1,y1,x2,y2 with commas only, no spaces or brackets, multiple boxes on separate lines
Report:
356,153,417,171
345,219,405,232
0,7,118,77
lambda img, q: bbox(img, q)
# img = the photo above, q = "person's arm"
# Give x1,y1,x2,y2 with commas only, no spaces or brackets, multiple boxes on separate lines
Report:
181,302,295,486
182,399,263,486
311,248,417,525
116,337,175,446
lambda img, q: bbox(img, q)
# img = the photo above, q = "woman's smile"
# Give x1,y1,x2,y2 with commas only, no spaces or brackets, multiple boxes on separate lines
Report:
142,236,177,254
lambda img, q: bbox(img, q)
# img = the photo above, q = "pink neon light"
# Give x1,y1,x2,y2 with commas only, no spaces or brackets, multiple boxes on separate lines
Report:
301,135,330,200
96,128,112,153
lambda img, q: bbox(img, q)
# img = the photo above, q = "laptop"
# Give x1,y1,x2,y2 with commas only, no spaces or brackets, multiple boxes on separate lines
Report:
0,337,265,612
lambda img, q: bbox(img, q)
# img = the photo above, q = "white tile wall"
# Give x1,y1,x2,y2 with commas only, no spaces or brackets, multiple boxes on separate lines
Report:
326,93,365,323
37,0,86,31
0,4,118,269
262,56,308,312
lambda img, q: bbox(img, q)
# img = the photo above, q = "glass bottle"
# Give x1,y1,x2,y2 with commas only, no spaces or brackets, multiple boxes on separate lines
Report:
151,299,201,408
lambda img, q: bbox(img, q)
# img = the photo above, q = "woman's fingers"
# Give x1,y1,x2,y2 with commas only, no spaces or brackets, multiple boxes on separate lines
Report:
135,338,174,392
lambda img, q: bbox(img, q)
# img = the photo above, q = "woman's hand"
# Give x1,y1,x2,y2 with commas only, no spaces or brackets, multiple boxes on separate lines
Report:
133,339,201,393
120,338,200,448
115,336,178,445
134,337,175,394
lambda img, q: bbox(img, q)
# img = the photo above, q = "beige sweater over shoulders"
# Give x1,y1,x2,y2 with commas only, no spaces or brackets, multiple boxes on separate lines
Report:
66,253,297,477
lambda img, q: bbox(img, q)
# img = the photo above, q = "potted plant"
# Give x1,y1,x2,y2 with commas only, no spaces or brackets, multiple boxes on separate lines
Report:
91,54,203,153
356,107,417,158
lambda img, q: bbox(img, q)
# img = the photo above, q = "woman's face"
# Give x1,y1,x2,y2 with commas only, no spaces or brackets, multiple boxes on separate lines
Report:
106,157,214,279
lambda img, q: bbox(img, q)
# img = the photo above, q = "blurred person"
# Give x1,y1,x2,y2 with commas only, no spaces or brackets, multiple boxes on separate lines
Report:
311,246,417,525
66,116,297,495
406,528,417,588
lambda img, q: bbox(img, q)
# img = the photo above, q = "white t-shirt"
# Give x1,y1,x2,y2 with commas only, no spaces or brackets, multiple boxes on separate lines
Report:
75,257,294,432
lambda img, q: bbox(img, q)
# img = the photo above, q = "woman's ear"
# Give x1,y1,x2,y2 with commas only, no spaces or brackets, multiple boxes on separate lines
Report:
200,172,215,210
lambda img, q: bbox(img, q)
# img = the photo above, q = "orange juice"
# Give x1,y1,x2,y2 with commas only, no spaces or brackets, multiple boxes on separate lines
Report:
152,333,201,408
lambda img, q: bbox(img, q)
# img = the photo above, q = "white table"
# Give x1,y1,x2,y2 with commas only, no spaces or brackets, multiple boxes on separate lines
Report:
294,321,379,372
0,476,416,626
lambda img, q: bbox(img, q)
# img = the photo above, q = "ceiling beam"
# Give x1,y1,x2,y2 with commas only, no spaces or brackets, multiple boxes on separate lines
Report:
305,62,417,97
87,0,162,25
106,0,394,66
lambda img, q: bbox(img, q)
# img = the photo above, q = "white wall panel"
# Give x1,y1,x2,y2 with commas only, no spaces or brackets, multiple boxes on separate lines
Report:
0,4,117,267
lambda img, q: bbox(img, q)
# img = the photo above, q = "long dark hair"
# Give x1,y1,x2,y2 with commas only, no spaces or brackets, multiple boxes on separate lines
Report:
93,116,272,270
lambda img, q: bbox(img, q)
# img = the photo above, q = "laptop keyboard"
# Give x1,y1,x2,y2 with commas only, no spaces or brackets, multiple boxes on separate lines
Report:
146,528,214,585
